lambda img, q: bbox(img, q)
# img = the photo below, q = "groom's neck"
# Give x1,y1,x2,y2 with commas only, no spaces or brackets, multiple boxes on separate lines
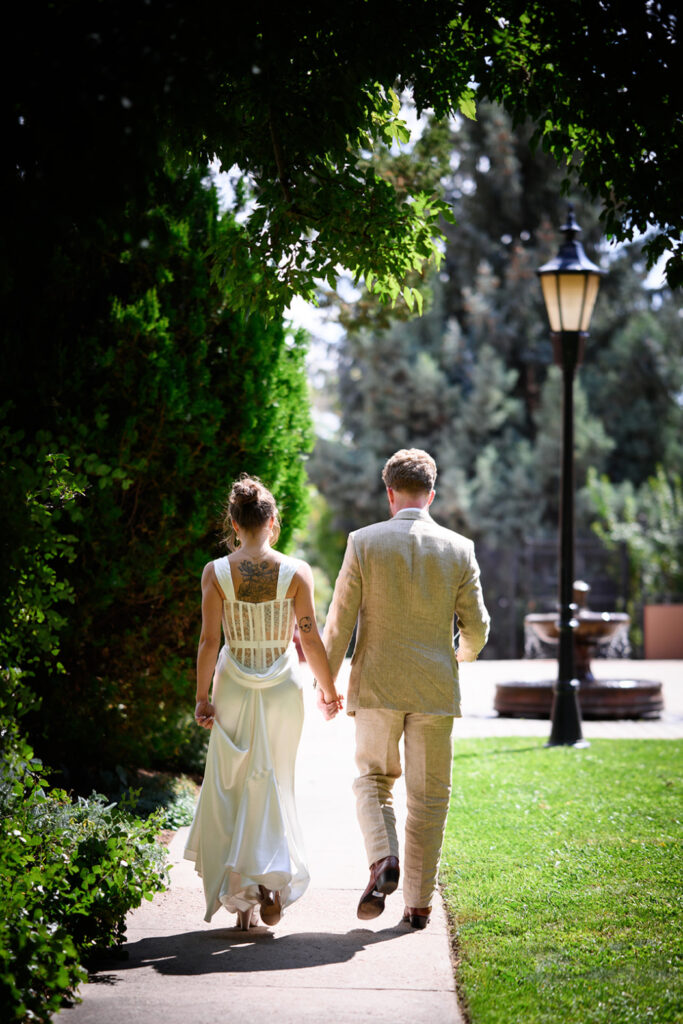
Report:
386,487,434,516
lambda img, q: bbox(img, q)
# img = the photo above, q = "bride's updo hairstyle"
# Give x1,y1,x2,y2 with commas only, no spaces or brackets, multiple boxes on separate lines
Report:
222,474,281,550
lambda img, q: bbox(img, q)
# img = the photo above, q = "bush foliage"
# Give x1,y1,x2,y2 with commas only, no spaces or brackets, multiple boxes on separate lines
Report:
0,449,167,1020
588,465,683,605
1,166,312,779
0,733,167,1023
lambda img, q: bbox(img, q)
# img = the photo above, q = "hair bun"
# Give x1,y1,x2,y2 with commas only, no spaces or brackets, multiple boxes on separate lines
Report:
232,477,260,505
222,474,281,551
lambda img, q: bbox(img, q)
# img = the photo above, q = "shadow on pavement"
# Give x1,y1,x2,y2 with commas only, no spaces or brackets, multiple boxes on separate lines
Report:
89,923,411,978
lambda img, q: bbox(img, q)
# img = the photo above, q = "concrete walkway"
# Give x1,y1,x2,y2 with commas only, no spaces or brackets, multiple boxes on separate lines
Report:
58,659,682,1024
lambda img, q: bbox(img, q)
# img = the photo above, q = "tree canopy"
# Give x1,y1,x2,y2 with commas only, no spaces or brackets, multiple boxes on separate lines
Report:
6,0,681,328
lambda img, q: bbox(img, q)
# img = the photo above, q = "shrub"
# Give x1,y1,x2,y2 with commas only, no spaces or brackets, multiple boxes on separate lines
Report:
100,768,200,830
0,746,167,1023
1,167,313,780
0,346,169,1022
588,465,683,604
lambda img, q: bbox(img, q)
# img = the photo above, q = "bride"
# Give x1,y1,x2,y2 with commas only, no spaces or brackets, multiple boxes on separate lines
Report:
184,474,342,929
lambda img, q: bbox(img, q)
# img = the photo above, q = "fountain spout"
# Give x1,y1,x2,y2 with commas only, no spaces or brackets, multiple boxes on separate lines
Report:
525,580,629,684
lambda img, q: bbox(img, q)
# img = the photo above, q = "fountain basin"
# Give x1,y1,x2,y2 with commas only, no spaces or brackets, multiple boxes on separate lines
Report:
494,678,664,719
494,581,663,720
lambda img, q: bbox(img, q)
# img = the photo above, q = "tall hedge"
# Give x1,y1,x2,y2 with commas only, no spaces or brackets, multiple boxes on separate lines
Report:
0,167,312,781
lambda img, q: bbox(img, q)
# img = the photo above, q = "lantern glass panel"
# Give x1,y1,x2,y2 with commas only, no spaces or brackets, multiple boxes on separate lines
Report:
540,271,601,332
579,273,601,331
557,273,588,332
540,274,562,331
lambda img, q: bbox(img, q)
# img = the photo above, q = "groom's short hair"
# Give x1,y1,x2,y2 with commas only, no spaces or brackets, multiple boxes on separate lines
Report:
382,449,437,493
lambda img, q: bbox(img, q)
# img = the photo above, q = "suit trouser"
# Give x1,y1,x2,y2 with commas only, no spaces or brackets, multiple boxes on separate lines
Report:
353,708,454,908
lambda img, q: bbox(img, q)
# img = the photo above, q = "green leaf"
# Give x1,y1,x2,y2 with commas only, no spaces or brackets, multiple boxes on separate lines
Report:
457,89,477,121
389,87,401,117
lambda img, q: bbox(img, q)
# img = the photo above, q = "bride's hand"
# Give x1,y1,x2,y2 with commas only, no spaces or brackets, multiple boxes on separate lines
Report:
316,688,343,721
194,699,216,729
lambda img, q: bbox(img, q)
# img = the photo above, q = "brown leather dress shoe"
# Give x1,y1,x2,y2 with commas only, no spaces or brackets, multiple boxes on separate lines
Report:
402,906,431,929
357,855,400,920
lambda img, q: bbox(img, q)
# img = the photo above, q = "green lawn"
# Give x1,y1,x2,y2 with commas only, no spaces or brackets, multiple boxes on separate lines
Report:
440,738,682,1024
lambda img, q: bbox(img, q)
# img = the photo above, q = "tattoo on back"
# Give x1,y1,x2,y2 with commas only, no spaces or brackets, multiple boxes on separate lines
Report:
299,616,313,634
236,560,279,602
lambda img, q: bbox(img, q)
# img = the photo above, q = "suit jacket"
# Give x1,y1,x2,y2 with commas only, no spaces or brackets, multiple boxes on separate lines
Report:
323,508,490,716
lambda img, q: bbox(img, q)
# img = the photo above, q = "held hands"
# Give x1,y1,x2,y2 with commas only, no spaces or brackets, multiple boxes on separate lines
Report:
194,699,216,729
316,687,344,721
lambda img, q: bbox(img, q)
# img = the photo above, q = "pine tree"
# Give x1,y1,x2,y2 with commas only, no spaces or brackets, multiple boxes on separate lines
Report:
309,103,682,655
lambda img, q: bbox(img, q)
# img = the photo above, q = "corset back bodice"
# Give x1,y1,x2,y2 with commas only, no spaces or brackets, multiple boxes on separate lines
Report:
213,555,298,671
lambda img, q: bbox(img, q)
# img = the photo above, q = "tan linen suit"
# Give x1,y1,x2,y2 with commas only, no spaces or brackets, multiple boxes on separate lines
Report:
323,507,489,906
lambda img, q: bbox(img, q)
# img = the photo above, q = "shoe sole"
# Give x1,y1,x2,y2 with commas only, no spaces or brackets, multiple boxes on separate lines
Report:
259,887,282,926
260,902,281,925
357,867,401,920
357,890,385,919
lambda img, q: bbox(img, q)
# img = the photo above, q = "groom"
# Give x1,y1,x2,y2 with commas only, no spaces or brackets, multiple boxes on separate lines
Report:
322,449,489,929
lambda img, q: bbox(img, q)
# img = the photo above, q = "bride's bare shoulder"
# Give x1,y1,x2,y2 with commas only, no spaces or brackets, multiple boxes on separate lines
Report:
290,558,314,586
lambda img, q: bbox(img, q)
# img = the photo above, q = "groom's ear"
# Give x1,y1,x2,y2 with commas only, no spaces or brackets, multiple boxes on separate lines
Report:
427,489,435,506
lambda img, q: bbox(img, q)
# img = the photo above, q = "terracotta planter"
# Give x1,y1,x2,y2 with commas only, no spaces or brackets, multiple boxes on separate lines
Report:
644,604,683,658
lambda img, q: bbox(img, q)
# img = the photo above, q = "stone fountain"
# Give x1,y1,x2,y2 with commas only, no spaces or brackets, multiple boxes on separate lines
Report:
494,581,664,719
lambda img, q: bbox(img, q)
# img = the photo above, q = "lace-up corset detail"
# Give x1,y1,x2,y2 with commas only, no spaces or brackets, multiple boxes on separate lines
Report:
213,556,298,671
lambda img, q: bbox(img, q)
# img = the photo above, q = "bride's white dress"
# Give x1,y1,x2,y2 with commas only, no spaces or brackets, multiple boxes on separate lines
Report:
184,554,310,922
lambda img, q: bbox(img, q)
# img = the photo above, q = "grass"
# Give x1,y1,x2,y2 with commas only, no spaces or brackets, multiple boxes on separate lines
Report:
440,738,683,1024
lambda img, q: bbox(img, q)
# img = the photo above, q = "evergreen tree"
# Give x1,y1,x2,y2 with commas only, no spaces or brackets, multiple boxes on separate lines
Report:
310,104,682,655
583,283,683,486
1,168,312,780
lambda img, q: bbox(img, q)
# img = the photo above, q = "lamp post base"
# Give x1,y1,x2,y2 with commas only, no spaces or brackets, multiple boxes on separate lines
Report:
545,679,590,748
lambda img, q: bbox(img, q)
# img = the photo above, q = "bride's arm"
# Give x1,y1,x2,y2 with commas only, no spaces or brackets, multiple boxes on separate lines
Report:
292,562,343,715
195,562,223,729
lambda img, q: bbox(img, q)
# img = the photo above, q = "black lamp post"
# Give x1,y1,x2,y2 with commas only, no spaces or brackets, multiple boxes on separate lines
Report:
537,206,604,747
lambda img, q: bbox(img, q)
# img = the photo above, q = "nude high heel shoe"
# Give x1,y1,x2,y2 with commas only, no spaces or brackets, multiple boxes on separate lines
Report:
258,885,282,926
236,906,257,930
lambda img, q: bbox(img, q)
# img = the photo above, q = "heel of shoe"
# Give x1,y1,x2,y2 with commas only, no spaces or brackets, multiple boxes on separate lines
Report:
402,907,431,929
237,907,255,930
376,867,400,895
